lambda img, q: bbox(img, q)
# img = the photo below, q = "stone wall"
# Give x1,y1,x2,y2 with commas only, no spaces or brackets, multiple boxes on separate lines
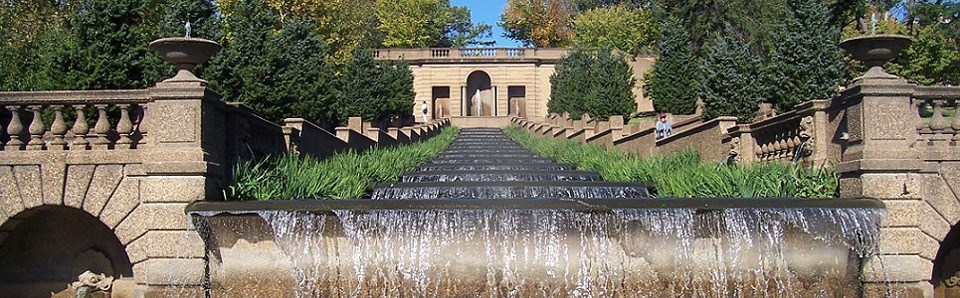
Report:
513,74,960,297
0,77,450,296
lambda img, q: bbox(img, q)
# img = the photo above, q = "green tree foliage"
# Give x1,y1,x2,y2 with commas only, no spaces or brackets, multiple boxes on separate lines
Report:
207,0,338,125
890,25,960,85
374,0,492,48
701,33,765,122
549,49,637,120
654,0,788,57
647,17,700,115
0,1,76,91
336,48,416,124
573,0,649,11
766,0,845,112
442,6,495,47
572,5,656,56
888,1,960,85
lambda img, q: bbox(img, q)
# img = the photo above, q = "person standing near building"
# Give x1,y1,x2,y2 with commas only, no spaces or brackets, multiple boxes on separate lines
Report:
421,101,429,122
655,113,673,140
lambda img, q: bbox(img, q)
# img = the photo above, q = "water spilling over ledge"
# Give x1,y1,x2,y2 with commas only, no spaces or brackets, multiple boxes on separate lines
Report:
185,128,887,296
187,198,885,297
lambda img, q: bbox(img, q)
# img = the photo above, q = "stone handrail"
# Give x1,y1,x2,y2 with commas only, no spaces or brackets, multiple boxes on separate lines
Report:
736,99,837,165
374,48,570,61
0,89,152,151
913,86,959,138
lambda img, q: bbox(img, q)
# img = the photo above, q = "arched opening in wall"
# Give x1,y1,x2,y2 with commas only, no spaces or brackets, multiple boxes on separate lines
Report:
934,222,960,297
0,206,133,296
465,71,494,116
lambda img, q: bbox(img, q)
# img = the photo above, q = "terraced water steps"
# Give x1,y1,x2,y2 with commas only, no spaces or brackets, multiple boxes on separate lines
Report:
372,128,651,200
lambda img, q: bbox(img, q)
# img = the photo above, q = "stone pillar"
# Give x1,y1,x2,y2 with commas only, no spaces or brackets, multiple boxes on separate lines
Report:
134,80,224,297
837,75,934,297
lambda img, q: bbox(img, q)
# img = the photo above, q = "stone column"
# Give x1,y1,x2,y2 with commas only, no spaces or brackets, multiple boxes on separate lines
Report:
837,74,934,297
132,79,225,297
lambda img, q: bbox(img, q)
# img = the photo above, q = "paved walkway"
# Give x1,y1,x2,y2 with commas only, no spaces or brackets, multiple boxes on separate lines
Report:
371,128,650,199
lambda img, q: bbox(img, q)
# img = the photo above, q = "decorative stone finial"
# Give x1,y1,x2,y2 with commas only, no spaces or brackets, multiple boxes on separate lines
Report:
185,20,191,38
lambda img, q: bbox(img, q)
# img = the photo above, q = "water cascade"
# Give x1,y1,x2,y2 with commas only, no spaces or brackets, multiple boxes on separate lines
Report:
188,128,884,297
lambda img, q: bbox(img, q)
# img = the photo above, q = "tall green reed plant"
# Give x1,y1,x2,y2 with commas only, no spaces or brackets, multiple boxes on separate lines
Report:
227,126,459,200
504,126,838,198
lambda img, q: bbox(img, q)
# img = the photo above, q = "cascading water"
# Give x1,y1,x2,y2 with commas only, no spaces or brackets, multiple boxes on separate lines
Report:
188,128,886,297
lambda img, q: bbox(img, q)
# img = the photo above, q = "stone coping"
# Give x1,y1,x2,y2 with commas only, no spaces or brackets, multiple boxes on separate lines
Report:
186,198,885,214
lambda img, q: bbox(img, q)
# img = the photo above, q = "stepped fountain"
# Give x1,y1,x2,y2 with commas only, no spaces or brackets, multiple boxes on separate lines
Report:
188,128,885,297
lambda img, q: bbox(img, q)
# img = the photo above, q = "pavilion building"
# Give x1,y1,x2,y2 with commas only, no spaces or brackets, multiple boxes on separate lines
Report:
373,48,655,123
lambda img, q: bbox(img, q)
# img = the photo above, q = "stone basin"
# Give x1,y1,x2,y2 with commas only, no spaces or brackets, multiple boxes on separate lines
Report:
187,198,884,297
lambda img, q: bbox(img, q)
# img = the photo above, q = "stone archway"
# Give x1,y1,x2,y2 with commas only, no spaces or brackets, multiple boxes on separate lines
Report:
465,71,494,116
0,206,133,296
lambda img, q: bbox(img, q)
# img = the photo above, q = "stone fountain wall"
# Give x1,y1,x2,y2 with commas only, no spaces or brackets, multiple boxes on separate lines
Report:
515,73,960,297
0,78,449,296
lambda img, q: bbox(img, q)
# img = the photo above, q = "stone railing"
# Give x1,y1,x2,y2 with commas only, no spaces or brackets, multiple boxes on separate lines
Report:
1,90,151,151
913,86,959,149
374,48,570,61
721,99,843,166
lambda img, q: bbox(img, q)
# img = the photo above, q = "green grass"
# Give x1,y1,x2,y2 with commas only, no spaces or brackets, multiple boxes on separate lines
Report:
226,126,459,200
504,126,838,198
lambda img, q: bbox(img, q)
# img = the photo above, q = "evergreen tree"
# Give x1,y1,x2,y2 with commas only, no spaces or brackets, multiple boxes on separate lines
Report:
549,50,591,118
647,17,700,115
701,32,765,122
586,49,637,120
766,0,845,113
67,0,160,89
206,0,336,125
549,49,636,120
380,60,416,121
336,48,391,123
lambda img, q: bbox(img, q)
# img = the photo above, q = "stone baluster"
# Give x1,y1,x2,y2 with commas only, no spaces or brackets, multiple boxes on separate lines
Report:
754,143,762,161
49,105,69,150
72,105,90,150
4,106,24,150
952,102,960,142
26,105,45,150
116,104,134,148
928,101,948,131
93,104,111,149
915,101,929,131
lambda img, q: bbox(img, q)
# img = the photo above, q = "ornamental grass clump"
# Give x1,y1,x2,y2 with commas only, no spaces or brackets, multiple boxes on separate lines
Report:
504,126,837,198
227,126,458,200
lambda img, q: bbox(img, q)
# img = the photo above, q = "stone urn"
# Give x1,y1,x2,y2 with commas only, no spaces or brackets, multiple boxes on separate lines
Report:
839,34,912,80
149,37,222,83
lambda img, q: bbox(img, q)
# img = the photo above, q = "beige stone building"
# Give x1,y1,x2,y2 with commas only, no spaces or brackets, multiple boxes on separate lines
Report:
373,48,655,121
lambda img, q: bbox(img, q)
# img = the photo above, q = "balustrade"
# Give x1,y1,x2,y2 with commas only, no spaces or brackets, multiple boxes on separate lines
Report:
0,91,150,151
460,48,497,57
914,86,960,142
749,115,813,163
430,49,450,57
506,48,525,57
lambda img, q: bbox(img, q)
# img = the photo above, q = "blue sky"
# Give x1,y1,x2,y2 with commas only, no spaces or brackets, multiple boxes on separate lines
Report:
451,0,523,47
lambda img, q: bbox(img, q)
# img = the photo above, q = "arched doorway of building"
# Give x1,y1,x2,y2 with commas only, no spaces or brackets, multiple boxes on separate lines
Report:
465,71,494,116
0,206,133,296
